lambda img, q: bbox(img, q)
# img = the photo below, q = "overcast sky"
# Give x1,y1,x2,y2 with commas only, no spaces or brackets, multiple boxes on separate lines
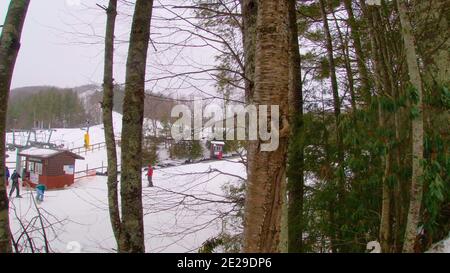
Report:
0,0,219,98
0,0,117,89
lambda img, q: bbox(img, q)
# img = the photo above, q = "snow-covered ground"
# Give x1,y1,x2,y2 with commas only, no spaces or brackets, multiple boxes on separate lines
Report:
427,235,450,253
6,112,246,253
9,159,245,253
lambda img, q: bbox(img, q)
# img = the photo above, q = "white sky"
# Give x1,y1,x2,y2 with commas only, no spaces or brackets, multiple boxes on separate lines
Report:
0,0,220,99
0,0,113,88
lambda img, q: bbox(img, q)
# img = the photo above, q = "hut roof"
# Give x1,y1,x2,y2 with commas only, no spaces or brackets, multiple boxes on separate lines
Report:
211,141,225,145
19,147,84,160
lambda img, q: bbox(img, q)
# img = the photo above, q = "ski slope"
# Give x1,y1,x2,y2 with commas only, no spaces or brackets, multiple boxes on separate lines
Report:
9,159,245,253
6,112,123,170
6,112,246,253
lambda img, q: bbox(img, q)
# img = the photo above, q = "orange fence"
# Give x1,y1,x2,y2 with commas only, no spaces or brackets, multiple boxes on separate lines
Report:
74,164,121,180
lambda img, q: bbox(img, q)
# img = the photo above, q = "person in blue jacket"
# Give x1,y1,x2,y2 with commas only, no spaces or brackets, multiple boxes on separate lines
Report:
36,184,47,202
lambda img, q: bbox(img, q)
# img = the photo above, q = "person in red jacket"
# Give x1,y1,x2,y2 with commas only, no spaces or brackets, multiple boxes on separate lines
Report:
147,164,154,187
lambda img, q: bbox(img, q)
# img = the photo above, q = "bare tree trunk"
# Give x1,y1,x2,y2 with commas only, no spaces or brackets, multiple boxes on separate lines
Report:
330,7,356,112
343,0,371,105
319,0,345,252
287,0,304,253
397,0,425,253
0,0,30,253
242,0,257,105
322,128,337,253
393,109,405,253
120,0,154,253
364,3,399,253
242,0,258,177
243,0,290,253
378,104,391,253
100,0,123,251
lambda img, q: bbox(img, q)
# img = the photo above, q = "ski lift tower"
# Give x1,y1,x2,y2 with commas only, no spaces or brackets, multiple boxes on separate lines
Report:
13,128,57,177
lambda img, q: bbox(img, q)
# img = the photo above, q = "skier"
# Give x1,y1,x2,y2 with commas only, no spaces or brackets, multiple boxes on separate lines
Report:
5,166,10,187
36,183,47,203
9,170,22,198
147,164,154,187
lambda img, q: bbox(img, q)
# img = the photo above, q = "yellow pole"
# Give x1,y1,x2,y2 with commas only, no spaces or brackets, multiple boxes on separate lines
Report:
84,133,90,150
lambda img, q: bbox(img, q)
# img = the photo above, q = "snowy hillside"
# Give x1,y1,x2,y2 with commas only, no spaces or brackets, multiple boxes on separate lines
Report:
6,111,123,171
6,111,246,253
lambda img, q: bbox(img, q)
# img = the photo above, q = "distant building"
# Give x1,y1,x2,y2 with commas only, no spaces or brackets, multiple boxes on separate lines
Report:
19,148,84,189
210,141,225,160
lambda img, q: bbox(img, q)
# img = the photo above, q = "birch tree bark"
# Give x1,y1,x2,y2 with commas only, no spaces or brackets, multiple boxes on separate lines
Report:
0,0,30,253
120,0,154,253
397,0,425,253
243,0,290,253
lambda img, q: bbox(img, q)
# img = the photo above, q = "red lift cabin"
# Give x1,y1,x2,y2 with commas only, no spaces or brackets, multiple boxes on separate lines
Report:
210,141,225,160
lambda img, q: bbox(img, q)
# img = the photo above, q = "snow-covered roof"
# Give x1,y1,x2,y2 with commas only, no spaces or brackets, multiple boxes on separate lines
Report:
20,148,60,157
211,141,225,145
19,147,84,159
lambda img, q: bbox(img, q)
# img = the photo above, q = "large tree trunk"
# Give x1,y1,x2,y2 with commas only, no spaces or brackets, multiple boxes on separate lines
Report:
100,0,122,251
287,0,304,253
120,0,154,253
397,0,425,253
243,0,290,253
319,0,345,252
0,0,30,253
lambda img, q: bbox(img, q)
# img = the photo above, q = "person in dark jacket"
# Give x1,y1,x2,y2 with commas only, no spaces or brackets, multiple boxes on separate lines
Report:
5,166,10,187
9,170,22,198
147,164,154,187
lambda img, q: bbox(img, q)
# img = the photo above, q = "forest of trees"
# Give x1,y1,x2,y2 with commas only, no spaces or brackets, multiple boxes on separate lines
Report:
192,0,449,253
0,0,448,254
6,88,87,129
